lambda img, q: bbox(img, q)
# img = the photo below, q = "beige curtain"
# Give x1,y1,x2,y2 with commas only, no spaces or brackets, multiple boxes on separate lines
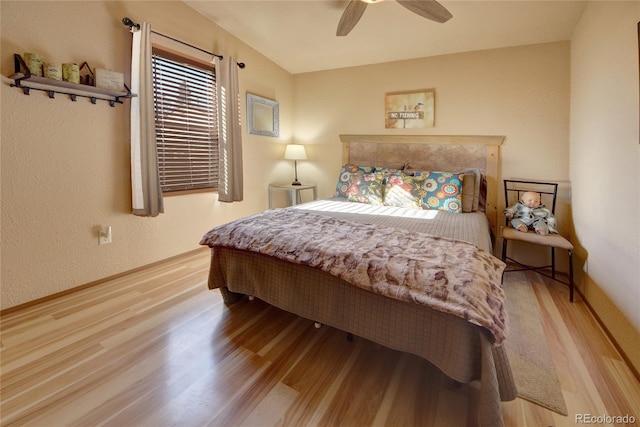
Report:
130,22,164,216
215,56,243,202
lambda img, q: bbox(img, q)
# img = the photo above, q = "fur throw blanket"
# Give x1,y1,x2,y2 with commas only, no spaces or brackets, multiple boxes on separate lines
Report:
200,209,508,345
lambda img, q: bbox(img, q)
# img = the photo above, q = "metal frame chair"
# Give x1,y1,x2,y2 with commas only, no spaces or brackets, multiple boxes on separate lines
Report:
501,180,574,302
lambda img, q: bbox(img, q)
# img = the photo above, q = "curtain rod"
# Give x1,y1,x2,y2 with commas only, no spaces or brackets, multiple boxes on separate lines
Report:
122,17,246,69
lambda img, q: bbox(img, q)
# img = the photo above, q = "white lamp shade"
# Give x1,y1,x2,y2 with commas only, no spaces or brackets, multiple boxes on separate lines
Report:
284,144,307,160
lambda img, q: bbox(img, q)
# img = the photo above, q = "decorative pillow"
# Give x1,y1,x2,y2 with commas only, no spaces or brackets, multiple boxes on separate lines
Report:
460,168,481,213
373,166,402,175
383,172,427,209
478,174,487,212
346,171,386,205
334,164,376,197
400,164,420,176
420,171,464,213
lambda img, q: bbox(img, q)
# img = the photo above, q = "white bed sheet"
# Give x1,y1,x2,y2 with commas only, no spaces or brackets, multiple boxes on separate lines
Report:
291,197,494,253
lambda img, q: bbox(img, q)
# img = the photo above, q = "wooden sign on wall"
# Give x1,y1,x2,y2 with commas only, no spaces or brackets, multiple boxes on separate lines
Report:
385,89,435,129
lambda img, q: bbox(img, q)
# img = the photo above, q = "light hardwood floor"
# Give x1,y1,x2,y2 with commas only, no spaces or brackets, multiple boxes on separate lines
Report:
1,249,638,427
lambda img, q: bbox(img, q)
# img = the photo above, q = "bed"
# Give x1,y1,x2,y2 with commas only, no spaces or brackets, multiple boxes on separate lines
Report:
200,135,516,427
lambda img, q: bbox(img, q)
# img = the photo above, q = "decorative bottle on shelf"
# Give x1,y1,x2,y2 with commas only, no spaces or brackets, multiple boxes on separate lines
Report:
23,52,43,77
62,63,80,84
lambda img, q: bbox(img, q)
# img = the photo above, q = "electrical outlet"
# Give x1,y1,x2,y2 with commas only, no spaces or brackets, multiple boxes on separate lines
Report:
99,226,112,245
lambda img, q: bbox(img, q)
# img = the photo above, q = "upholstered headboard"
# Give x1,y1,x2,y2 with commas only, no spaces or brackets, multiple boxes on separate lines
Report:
339,134,504,235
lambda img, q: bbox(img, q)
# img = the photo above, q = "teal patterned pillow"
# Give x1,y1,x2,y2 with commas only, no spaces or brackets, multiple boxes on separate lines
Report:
383,172,427,209
417,171,464,213
334,164,376,197
346,172,386,205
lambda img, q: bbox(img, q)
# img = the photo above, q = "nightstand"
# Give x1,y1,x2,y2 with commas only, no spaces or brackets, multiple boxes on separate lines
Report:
268,183,317,208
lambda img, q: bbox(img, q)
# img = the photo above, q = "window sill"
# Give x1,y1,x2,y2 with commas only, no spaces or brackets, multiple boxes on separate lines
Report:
163,188,217,197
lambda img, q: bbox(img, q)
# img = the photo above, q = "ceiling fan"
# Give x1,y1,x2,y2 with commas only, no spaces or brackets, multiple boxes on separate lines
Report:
337,0,453,36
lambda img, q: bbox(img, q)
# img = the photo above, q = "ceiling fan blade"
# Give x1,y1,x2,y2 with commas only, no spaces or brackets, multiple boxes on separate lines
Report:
337,0,368,36
396,0,452,23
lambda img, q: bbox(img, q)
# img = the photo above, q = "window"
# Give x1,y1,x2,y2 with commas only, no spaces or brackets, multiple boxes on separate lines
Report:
152,49,219,193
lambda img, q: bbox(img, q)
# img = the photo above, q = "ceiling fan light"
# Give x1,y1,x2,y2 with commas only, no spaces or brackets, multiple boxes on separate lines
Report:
361,0,383,3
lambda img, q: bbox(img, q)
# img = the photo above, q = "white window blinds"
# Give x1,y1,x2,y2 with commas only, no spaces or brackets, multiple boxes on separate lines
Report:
151,51,219,193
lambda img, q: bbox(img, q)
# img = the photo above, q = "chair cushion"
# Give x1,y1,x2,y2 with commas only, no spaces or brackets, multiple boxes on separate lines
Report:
501,226,574,250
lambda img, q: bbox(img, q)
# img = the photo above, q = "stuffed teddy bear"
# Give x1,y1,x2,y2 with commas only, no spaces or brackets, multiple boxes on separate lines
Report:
504,191,557,235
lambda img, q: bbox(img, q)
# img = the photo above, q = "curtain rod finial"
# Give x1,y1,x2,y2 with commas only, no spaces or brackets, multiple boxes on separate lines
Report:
122,17,140,29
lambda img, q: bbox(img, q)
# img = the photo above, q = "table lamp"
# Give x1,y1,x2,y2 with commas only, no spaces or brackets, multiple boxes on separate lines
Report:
284,144,307,186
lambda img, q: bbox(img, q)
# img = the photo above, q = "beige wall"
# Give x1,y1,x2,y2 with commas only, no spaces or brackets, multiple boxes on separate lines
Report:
0,1,295,309
570,1,640,372
293,42,572,265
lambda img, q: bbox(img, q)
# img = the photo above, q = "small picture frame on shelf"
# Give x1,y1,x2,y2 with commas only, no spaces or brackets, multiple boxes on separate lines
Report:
95,68,125,91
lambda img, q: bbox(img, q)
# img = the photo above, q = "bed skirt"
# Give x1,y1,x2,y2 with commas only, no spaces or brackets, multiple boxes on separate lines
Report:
208,247,517,427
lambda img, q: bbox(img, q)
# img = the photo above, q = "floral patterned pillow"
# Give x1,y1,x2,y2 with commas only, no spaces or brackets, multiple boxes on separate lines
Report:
334,164,376,197
346,171,386,205
417,171,464,213
383,172,427,209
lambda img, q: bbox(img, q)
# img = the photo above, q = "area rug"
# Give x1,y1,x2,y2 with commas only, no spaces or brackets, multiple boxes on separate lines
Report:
503,273,568,415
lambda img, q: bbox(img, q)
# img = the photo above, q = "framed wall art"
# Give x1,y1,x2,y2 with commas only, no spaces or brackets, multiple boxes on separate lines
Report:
247,93,279,137
385,89,435,129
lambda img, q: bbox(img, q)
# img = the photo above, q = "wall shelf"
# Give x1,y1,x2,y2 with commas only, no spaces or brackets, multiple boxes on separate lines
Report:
7,54,134,107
